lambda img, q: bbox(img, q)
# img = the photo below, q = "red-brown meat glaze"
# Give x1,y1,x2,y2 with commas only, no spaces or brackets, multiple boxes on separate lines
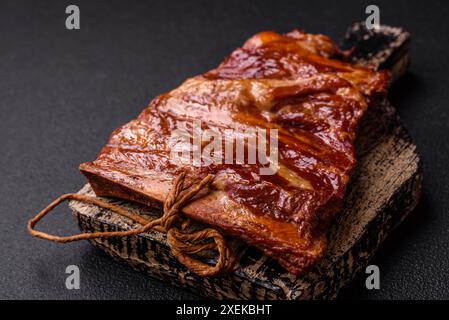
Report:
80,29,389,275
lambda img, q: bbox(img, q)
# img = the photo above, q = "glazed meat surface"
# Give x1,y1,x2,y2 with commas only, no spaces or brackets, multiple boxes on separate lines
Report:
80,29,389,275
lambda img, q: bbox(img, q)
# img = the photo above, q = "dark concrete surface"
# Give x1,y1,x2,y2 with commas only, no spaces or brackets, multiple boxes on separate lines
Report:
0,0,448,299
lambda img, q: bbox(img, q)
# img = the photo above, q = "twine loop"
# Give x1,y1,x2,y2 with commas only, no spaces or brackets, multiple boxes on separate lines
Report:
27,172,236,277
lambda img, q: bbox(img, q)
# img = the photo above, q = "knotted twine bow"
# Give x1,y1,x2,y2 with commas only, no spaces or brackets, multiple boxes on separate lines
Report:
27,172,236,277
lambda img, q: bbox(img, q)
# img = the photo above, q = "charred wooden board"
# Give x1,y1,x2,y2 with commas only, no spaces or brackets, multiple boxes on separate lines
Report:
69,23,422,299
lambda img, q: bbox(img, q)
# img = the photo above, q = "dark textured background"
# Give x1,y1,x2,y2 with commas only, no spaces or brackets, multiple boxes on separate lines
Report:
1,0,448,300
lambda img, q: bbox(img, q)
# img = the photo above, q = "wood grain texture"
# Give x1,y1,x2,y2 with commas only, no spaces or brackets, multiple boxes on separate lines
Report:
68,23,422,299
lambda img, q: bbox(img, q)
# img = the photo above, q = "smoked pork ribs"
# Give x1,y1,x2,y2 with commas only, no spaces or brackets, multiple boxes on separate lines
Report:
79,29,389,275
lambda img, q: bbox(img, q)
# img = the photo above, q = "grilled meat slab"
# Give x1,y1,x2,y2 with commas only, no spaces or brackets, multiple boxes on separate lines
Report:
80,29,389,275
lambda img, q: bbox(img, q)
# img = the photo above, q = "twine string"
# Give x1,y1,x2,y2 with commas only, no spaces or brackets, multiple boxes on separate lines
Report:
27,172,236,277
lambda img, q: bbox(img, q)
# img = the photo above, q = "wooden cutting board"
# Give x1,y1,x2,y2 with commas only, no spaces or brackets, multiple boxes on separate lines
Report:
69,23,422,299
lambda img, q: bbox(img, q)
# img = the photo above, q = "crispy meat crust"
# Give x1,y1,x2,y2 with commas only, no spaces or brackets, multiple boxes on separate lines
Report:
80,29,389,275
